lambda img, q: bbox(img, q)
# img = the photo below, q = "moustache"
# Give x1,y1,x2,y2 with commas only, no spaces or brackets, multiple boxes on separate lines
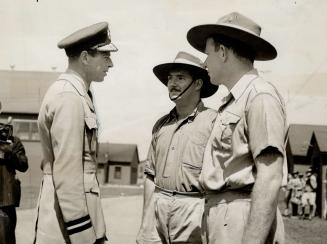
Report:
169,87,181,92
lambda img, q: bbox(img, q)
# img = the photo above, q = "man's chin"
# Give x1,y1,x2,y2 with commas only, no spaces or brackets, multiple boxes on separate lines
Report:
94,77,105,82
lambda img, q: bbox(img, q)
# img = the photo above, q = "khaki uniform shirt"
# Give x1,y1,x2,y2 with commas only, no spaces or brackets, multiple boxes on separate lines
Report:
145,101,217,192
35,72,105,244
200,69,288,191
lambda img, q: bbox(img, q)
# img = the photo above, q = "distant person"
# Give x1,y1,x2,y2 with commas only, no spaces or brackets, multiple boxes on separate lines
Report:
302,167,317,220
282,173,293,217
0,102,28,244
289,171,303,217
33,22,117,244
137,52,218,244
187,12,287,244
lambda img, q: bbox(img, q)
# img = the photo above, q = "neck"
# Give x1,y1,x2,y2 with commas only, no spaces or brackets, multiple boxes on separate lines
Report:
223,59,253,91
67,62,91,90
175,96,200,120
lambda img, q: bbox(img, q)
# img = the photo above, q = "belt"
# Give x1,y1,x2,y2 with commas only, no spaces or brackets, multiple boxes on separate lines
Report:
205,184,253,195
155,185,204,197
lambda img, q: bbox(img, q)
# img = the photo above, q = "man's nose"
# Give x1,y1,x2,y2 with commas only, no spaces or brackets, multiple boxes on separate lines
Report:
168,77,178,86
108,57,113,67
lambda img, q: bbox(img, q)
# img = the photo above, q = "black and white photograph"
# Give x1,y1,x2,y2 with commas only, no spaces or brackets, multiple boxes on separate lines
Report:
0,0,326,243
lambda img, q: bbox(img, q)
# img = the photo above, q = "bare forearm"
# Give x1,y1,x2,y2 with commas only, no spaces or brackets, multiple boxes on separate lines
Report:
141,175,155,222
242,153,283,244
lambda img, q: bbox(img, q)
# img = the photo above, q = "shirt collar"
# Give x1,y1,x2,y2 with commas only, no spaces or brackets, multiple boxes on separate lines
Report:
169,100,205,123
229,68,258,101
59,70,87,96
58,70,95,111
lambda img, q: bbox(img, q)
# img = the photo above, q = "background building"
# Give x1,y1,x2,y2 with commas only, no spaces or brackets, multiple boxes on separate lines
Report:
308,131,327,218
97,142,141,185
0,69,59,187
287,124,327,218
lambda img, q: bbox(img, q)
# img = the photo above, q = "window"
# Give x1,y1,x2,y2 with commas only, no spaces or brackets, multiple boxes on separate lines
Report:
114,166,122,179
12,119,39,141
138,165,144,179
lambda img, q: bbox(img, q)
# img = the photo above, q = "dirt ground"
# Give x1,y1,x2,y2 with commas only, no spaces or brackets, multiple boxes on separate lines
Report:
16,186,327,244
284,217,327,244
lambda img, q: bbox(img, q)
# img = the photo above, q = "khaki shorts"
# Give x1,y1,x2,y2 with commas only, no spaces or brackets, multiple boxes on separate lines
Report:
302,192,316,206
202,191,284,244
154,191,205,244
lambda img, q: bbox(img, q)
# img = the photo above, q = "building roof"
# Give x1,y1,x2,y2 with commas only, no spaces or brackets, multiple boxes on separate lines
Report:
288,124,327,156
98,142,139,163
313,131,327,152
0,70,60,114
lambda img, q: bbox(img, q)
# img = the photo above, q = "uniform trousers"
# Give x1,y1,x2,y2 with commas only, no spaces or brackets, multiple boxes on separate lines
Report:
0,206,17,244
154,190,204,244
202,191,284,244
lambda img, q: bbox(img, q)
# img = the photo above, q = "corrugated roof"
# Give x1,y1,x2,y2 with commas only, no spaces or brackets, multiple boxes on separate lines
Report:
0,70,60,114
98,142,139,163
314,131,327,152
288,124,327,156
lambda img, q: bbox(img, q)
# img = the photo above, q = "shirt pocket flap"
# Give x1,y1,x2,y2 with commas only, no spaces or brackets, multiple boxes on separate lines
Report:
221,113,241,125
84,116,98,130
84,174,100,195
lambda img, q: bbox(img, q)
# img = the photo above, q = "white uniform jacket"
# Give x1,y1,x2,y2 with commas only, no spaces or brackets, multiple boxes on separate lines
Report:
34,72,106,244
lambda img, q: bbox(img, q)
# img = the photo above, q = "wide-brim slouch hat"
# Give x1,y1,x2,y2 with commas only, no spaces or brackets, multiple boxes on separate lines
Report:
187,12,277,61
153,51,218,98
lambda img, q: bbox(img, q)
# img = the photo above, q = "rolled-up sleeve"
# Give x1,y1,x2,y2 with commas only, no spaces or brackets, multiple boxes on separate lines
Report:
144,141,155,177
247,93,286,159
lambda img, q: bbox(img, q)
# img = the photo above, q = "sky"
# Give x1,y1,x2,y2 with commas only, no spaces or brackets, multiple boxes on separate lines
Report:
1,0,327,159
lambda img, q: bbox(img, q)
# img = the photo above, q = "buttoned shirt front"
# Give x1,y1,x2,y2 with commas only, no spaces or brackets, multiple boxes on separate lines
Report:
200,69,288,192
145,101,217,192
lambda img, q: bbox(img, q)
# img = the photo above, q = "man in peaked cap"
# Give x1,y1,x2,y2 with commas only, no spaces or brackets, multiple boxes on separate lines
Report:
34,22,117,244
137,52,218,244
187,12,287,244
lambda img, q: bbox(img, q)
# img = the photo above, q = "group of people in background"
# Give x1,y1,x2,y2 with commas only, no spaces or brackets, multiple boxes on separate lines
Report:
283,167,317,220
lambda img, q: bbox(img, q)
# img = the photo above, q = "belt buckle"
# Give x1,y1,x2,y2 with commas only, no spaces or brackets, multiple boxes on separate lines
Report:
172,190,177,196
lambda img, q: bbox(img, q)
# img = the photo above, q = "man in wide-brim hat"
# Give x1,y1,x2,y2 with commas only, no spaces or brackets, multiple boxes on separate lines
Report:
137,51,218,244
187,12,288,244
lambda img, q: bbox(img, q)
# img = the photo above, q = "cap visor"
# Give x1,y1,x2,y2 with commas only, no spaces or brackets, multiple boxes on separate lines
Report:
97,42,118,52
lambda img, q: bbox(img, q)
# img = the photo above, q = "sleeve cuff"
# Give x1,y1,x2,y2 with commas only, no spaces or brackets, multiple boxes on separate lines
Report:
65,215,92,235
144,167,155,177
252,143,284,160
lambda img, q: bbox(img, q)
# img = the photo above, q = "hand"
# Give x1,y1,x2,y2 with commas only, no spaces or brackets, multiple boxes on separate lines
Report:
0,141,13,153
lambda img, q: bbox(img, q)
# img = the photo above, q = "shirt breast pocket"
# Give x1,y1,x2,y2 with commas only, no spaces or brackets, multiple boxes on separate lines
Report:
85,116,97,131
84,173,100,196
220,114,241,148
182,132,208,169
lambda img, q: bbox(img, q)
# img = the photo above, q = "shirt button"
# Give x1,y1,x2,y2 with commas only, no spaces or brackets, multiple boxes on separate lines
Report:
171,146,175,150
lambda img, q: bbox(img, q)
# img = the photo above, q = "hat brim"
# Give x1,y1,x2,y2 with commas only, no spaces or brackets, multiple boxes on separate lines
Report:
187,24,277,61
153,63,218,98
96,42,118,52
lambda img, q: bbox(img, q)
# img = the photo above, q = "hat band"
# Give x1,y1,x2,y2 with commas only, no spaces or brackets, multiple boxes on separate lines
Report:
174,57,204,68
217,22,260,37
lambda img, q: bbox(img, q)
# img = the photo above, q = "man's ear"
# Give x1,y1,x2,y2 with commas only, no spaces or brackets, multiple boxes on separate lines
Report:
219,45,228,62
79,51,89,65
194,78,203,91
